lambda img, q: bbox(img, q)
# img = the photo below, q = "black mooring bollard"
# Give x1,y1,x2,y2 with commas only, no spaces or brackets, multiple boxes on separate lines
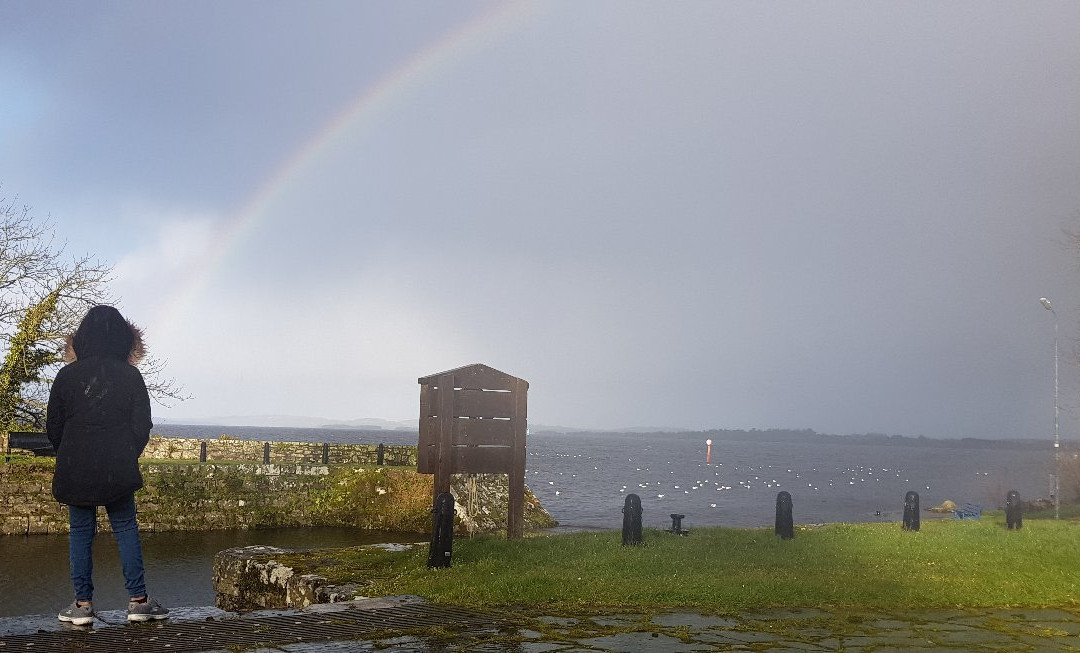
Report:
903,491,920,531
1006,490,1023,530
427,492,455,569
666,513,688,536
377,443,385,466
775,491,794,539
199,441,207,463
622,494,643,545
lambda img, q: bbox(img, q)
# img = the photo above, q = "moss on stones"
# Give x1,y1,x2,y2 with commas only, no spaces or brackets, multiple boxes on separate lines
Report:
2,458,555,535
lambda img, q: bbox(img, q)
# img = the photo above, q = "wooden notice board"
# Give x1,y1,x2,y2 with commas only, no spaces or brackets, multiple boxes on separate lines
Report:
418,363,528,539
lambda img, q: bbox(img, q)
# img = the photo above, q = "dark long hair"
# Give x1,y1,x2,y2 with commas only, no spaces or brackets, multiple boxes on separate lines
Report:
66,305,145,364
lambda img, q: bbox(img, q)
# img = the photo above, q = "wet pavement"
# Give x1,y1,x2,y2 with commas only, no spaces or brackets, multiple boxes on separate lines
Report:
1,598,1078,651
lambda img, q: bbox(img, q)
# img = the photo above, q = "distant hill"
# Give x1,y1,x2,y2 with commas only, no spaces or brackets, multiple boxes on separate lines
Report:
318,418,417,431
528,424,691,433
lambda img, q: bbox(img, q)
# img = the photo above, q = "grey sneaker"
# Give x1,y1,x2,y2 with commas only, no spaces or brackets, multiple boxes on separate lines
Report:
58,601,95,625
127,597,169,622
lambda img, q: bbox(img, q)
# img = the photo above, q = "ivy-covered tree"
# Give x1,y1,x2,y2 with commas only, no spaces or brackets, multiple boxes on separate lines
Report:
0,289,60,431
0,193,186,442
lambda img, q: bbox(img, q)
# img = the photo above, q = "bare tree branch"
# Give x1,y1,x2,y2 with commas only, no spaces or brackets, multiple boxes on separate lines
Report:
0,191,188,429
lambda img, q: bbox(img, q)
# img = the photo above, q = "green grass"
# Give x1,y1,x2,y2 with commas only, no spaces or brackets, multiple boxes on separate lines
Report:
1023,502,1080,520
279,515,1080,614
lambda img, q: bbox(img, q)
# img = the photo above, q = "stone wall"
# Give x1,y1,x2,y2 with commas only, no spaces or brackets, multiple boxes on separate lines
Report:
0,459,58,535
140,435,415,466
0,458,556,536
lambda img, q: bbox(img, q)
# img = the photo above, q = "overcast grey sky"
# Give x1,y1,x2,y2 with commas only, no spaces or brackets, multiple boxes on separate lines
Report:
2,1,1078,437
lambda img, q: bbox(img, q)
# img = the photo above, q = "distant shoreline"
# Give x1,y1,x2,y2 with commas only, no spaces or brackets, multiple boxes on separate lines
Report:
530,428,1067,451
150,422,1067,451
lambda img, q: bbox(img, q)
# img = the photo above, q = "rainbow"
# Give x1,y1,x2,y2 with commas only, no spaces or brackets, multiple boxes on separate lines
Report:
154,3,540,330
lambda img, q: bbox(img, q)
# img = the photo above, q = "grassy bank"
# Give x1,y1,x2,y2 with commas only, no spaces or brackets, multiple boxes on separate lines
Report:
279,514,1080,614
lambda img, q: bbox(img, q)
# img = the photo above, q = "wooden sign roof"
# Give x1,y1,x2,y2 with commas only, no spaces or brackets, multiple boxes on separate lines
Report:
418,363,528,391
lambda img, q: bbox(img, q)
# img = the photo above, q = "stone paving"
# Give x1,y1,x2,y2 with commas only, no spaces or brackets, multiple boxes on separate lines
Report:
316,607,1080,652
2,601,1078,652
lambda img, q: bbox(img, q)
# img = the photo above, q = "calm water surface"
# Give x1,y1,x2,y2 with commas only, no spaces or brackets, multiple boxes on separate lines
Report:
524,432,1050,530
0,425,1054,617
0,528,422,618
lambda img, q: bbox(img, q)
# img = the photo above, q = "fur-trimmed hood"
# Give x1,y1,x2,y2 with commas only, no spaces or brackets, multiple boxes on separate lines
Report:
63,305,145,365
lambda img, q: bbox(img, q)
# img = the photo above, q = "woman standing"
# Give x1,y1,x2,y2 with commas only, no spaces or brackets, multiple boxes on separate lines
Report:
47,305,168,624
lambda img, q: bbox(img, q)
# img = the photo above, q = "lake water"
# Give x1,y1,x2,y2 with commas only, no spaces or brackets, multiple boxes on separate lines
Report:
0,425,1055,617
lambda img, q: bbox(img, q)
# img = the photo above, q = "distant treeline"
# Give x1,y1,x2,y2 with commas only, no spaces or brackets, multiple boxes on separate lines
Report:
531,427,1067,451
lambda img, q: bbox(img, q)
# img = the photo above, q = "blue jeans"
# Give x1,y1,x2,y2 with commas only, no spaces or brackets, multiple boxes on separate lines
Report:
67,494,147,602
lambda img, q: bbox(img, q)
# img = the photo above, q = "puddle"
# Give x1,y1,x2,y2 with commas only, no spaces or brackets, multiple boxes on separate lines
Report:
0,604,234,637
581,632,714,652
651,612,740,629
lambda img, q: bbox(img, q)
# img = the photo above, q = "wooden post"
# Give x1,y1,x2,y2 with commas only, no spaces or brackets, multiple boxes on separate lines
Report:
418,383,435,473
508,378,528,539
434,372,455,500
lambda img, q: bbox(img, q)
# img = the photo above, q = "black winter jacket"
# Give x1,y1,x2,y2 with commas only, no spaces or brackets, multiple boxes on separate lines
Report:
46,356,153,506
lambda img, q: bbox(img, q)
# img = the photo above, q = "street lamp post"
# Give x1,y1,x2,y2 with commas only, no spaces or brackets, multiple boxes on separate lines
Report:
1040,297,1060,520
